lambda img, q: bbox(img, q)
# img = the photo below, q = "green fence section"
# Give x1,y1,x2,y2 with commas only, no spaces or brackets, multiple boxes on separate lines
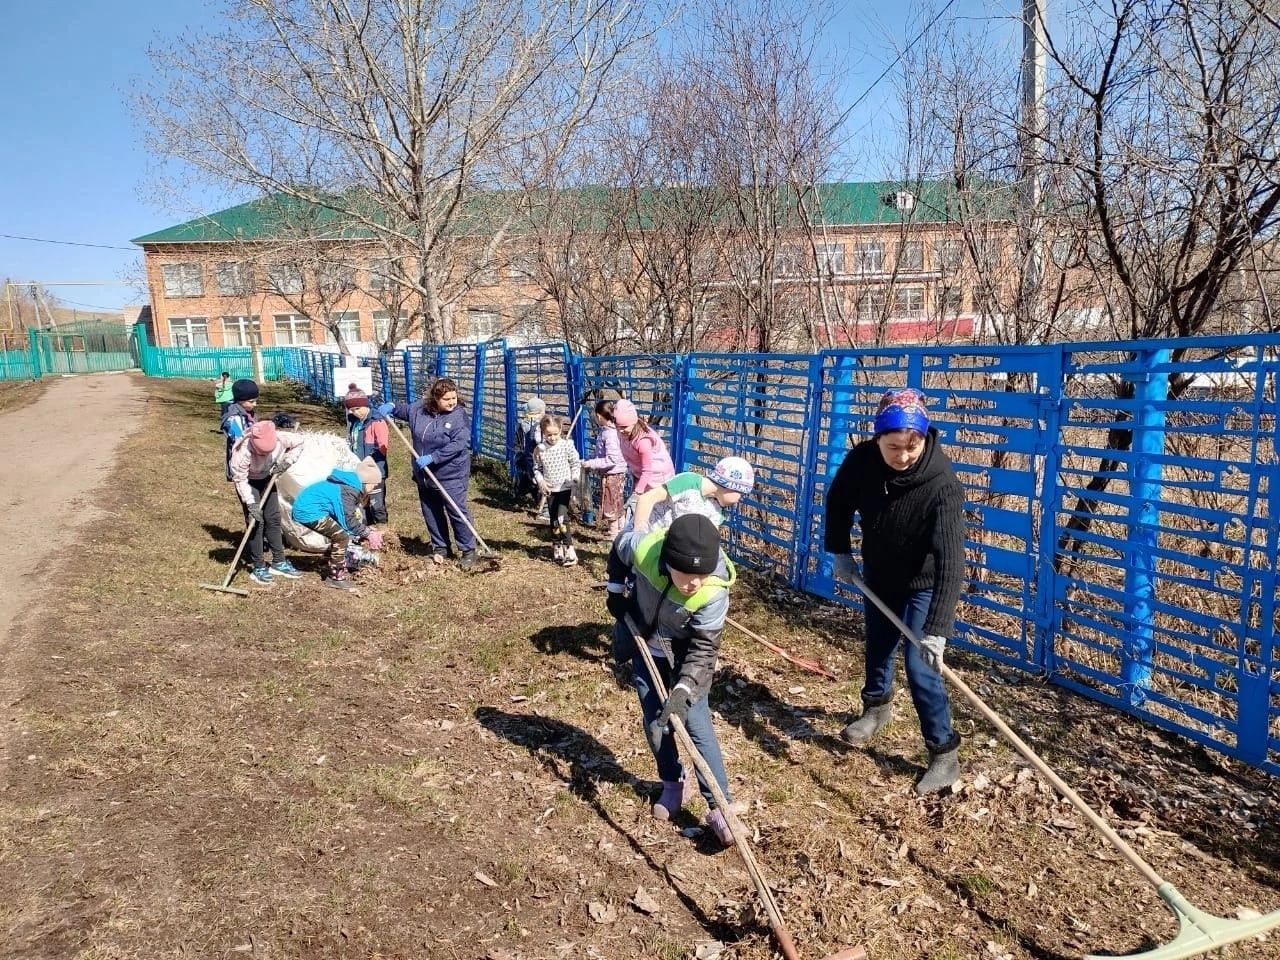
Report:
1,323,141,381
136,330,286,381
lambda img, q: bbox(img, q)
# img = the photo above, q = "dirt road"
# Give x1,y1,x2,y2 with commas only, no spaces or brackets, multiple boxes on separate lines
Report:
0,373,146,688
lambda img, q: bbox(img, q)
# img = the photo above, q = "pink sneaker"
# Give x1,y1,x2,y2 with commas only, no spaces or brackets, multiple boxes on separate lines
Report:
705,808,736,847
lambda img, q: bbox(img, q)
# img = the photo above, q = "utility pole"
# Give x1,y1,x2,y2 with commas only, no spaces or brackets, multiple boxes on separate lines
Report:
1019,0,1047,344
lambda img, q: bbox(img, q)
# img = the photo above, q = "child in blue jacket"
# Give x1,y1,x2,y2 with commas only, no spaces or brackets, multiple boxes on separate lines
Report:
291,460,385,590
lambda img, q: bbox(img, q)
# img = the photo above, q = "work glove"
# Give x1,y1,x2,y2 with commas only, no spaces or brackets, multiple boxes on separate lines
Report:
919,634,946,673
247,501,264,524
833,553,858,583
605,585,630,622
364,530,385,551
648,683,693,746
269,458,291,477
376,402,396,417
415,453,435,470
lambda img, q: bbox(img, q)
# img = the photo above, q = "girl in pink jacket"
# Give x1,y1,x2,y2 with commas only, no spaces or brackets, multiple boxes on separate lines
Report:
581,399,629,538
228,421,305,585
613,398,675,495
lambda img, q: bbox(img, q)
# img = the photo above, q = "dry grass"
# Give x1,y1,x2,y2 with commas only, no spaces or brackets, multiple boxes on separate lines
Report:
0,378,1277,959
0,377,47,415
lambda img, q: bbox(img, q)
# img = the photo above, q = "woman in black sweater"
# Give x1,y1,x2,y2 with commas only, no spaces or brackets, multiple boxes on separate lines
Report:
824,388,965,795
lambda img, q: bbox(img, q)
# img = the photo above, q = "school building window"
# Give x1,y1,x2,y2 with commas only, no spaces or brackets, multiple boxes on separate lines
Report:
854,241,885,274
892,286,925,319
326,311,363,345
273,313,313,345
939,284,964,317
318,261,357,296
222,315,262,346
856,289,886,321
266,263,304,296
368,258,401,292
168,316,209,347
373,310,408,344
935,238,963,272
816,243,845,276
776,244,806,276
897,240,924,272
216,262,254,296
161,263,203,298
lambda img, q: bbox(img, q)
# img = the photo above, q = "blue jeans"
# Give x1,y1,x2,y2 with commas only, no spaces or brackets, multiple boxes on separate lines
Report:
621,622,732,808
862,589,959,753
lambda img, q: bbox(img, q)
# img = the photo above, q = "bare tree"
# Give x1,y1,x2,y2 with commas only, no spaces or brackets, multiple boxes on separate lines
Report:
139,0,656,346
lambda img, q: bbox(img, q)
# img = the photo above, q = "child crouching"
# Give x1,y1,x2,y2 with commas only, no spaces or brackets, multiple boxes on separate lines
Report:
533,414,581,566
291,459,386,590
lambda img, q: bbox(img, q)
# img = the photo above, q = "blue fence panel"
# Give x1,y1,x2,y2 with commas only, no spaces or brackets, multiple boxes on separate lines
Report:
476,340,509,461
681,353,819,584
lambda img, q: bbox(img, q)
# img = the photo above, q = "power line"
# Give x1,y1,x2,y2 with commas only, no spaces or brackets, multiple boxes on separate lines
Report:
828,0,963,137
0,233,136,252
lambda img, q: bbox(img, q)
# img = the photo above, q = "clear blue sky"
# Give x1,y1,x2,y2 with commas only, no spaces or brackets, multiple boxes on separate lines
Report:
0,0,1015,313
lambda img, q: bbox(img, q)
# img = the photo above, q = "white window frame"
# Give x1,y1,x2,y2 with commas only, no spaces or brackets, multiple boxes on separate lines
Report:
266,263,304,296
162,263,203,298
777,244,807,277
168,316,209,347
326,311,363,345
854,241,885,274
935,238,964,272
372,310,408,344
222,314,262,347
318,260,356,296
892,286,925,319
368,258,401,292
897,240,924,272
815,243,845,277
467,307,500,341
856,289,886,321
273,313,313,345
216,262,254,296
940,284,964,317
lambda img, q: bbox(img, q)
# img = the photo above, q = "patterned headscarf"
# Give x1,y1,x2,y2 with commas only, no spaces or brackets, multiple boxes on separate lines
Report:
873,388,930,436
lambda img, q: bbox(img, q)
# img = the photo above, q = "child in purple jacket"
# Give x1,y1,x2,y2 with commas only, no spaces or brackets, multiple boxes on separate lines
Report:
582,399,629,539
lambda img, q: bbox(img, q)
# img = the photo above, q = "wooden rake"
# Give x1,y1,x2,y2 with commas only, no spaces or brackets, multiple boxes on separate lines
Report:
199,474,280,597
845,569,1280,960
624,614,866,960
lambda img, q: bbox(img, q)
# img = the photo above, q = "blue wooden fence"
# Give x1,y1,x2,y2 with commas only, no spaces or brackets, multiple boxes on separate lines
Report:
278,335,1280,776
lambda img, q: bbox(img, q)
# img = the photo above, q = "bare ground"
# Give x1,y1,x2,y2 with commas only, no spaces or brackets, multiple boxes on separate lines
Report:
0,378,1276,960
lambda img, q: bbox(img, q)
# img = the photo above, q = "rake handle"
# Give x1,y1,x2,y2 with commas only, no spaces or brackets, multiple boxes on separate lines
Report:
846,570,1168,892
725,615,838,680
624,617,802,960
385,415,494,556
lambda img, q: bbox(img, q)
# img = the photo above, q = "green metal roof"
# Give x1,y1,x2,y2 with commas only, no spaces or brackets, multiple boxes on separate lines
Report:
133,181,1011,245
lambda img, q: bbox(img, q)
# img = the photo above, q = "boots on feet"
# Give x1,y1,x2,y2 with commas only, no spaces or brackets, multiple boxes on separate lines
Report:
915,744,962,795
704,808,736,847
652,780,684,821
839,702,893,745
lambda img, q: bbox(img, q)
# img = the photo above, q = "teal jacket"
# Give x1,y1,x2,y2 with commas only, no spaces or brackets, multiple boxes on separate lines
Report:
291,469,369,536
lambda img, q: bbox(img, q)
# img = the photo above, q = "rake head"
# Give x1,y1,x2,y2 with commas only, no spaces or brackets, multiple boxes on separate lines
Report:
1085,883,1280,960
199,582,250,597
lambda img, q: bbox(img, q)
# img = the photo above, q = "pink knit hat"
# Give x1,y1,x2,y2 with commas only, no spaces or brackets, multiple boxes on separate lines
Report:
248,421,278,455
613,398,638,428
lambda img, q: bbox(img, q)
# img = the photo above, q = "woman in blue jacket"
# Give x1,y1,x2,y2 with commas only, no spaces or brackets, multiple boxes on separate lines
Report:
380,377,478,569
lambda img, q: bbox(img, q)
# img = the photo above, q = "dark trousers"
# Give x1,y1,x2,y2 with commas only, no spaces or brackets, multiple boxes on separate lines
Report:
240,475,284,569
366,482,388,525
415,475,477,555
862,588,958,752
548,489,573,546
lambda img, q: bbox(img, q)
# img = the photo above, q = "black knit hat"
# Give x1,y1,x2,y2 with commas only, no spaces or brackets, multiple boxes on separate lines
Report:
231,378,259,402
660,514,721,575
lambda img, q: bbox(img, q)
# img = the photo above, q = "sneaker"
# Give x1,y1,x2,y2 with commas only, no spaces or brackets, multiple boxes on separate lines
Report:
561,546,578,567
249,566,274,586
323,576,354,591
269,560,303,579
553,543,565,564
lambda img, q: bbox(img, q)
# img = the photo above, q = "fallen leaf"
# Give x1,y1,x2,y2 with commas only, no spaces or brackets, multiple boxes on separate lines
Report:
694,942,725,960
474,870,498,887
631,886,660,914
588,900,617,924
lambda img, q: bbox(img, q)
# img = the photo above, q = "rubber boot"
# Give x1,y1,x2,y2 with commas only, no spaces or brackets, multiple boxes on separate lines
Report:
915,743,962,796
652,780,684,821
705,808,736,847
839,701,893,745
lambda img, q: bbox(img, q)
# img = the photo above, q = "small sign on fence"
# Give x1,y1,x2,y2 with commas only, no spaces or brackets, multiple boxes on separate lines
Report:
332,365,372,398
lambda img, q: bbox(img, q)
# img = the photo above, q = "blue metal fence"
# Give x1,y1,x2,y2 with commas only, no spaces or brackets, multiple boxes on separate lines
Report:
279,334,1280,776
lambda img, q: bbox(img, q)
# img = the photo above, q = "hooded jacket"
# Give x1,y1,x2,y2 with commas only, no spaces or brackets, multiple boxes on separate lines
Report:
607,528,737,699
348,411,389,474
618,425,675,493
823,427,965,638
228,430,305,505
291,469,370,537
389,400,472,485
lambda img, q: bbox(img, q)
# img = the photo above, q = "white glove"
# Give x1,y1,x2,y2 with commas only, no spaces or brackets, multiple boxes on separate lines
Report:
832,553,858,582
919,634,946,673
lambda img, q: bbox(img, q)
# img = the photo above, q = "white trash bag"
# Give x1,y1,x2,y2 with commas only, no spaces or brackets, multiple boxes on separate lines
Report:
276,430,362,553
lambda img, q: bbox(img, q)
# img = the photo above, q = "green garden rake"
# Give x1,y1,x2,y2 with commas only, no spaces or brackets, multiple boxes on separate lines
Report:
846,570,1280,960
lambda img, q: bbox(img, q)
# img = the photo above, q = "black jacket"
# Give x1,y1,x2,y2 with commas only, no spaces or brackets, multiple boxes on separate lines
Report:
823,428,965,637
